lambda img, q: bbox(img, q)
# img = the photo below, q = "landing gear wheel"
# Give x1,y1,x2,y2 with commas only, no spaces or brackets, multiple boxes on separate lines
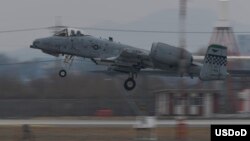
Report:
124,78,136,91
59,69,67,77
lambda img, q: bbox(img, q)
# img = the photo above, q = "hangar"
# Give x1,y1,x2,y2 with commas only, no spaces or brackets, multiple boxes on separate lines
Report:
155,89,221,117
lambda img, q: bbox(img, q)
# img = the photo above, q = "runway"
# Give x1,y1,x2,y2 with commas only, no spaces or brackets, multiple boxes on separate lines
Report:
0,119,249,127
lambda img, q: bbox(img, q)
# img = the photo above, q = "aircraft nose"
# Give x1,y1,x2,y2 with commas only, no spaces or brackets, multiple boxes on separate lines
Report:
30,39,41,49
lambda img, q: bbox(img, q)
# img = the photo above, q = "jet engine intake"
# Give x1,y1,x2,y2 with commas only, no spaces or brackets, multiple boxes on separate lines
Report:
150,42,193,69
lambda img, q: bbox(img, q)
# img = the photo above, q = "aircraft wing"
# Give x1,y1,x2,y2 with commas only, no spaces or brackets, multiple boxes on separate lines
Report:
92,49,153,73
90,69,196,77
92,53,250,77
115,49,152,67
90,68,250,78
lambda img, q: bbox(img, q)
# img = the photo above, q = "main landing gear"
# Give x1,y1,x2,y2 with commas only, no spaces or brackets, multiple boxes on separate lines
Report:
124,73,137,91
59,55,74,78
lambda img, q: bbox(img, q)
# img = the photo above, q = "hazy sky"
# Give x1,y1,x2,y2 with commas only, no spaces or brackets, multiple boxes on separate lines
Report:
0,0,250,60
0,0,220,26
0,0,248,26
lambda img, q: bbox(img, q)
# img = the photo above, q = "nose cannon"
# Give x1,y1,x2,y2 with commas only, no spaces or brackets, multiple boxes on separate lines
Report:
30,39,41,49
30,44,36,49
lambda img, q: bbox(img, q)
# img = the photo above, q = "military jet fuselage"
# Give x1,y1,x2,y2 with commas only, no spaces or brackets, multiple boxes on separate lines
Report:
30,28,227,91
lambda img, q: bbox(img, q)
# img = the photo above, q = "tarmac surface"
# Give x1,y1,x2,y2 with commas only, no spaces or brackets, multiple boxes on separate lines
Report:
1,118,249,141
0,118,249,127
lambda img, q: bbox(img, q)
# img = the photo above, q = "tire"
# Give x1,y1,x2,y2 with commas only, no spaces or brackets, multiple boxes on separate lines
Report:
59,69,67,77
124,78,136,91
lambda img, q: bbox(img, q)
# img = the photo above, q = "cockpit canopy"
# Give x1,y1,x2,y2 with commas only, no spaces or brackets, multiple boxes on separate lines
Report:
54,28,87,37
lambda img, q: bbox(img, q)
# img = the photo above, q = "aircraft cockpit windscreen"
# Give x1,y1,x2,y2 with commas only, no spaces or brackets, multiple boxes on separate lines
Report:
54,29,68,37
54,28,87,37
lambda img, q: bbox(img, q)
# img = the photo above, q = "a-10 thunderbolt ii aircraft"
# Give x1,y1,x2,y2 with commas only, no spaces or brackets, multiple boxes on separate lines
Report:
30,28,229,91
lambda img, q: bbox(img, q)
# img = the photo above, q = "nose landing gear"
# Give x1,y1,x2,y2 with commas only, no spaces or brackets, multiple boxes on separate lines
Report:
59,69,67,77
58,55,74,78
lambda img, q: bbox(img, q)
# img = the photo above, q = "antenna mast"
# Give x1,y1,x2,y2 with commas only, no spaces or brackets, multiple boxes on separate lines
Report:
179,0,187,50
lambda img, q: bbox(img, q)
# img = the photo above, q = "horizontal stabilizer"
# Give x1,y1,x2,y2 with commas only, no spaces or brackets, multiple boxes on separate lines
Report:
199,44,228,81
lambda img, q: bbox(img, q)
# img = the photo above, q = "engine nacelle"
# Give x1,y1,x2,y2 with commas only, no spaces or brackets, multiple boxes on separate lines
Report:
150,42,193,69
